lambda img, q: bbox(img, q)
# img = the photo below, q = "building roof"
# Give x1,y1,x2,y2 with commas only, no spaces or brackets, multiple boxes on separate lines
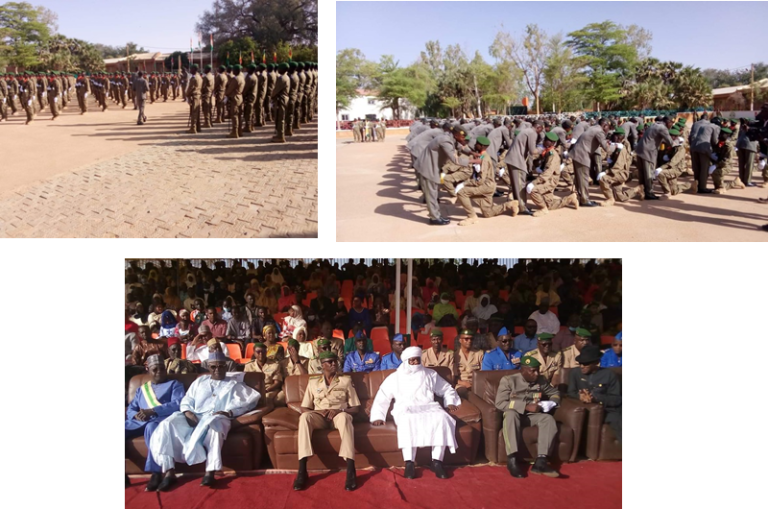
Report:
356,88,379,97
103,52,164,64
712,78,768,97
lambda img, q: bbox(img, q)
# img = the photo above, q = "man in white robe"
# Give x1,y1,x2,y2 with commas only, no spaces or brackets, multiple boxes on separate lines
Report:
149,352,260,490
370,346,462,479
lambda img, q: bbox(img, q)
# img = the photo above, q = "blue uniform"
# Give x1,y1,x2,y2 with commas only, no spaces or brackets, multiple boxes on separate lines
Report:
481,346,522,370
513,333,538,355
343,350,381,373
380,352,402,370
125,379,185,472
600,348,622,367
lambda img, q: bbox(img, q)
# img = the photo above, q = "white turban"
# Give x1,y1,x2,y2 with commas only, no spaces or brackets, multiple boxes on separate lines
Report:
401,346,422,362
398,346,424,375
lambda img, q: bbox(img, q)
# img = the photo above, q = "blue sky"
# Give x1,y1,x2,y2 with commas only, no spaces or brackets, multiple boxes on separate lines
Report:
34,0,215,50
337,1,767,71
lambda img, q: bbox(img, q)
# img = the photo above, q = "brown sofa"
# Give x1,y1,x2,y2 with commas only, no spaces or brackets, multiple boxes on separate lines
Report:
125,372,273,474
561,367,622,461
466,369,586,464
262,367,482,470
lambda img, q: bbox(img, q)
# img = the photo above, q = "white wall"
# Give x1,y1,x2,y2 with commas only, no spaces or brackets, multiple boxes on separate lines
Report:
337,96,416,122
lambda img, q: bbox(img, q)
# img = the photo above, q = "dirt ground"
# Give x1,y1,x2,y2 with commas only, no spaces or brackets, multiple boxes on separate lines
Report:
336,134,768,242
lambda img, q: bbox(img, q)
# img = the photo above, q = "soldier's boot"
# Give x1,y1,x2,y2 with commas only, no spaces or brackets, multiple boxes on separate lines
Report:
674,182,691,195
227,128,239,139
532,207,549,218
731,177,746,189
506,455,525,478
458,216,479,226
187,127,197,134
293,458,308,491
530,456,559,478
507,200,519,217
564,193,579,209
345,459,357,491
270,135,286,143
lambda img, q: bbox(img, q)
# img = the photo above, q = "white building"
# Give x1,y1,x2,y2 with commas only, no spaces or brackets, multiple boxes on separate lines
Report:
337,89,417,123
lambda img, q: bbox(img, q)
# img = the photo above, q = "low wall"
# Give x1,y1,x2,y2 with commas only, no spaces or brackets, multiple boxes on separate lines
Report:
336,127,409,139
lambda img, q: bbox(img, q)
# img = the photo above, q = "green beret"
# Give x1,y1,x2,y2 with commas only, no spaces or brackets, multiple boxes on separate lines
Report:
514,130,520,136
287,339,299,349
288,61,298,70
669,128,680,136
721,127,732,134
545,131,559,142
537,333,554,342
520,356,541,368
190,64,199,71
476,136,490,146
247,63,257,71
277,63,289,71
613,127,625,135
575,328,592,337
204,64,212,71
318,351,338,361
252,342,266,349
430,329,443,337
233,64,242,70
317,338,331,346
459,328,475,336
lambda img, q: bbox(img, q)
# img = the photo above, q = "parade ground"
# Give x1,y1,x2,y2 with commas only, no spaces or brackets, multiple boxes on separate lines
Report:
336,132,768,242
0,101,317,238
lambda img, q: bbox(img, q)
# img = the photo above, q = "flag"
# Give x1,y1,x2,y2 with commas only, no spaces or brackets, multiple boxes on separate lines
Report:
273,51,277,63
288,46,292,60
239,51,242,65
210,34,213,51
251,51,254,64
178,54,181,71
226,52,229,65
190,38,193,53
262,50,266,64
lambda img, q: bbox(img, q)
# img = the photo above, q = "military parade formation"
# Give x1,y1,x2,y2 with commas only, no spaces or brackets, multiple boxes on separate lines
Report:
403,108,768,226
0,61,318,143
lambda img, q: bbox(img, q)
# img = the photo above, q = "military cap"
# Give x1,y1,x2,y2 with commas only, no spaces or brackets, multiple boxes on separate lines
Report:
459,328,475,336
721,127,732,134
520,355,541,368
204,64,212,71
252,342,267,349
277,63,289,71
318,351,338,361
190,64,199,71
317,338,332,346
476,135,490,146
545,131,559,142
430,329,443,337
613,127,625,135
575,327,592,337
537,333,554,342
288,61,298,70
669,128,680,136
247,63,257,71
453,125,470,138
287,339,299,349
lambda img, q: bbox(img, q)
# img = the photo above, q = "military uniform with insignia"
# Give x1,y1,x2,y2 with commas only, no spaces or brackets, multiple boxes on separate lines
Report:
244,357,285,405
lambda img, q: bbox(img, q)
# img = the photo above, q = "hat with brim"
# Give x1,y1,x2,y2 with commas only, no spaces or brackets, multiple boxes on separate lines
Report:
537,333,554,342
545,131,559,142
520,355,541,368
318,351,338,362
476,136,490,146
575,327,592,338
575,345,603,364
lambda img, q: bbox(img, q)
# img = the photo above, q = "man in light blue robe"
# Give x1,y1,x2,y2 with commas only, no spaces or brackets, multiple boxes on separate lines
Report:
125,354,185,491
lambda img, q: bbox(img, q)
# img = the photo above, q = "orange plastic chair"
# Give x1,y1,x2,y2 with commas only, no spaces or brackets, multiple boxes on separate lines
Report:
600,335,615,346
244,343,255,361
439,326,458,341
225,343,242,362
417,333,431,349
303,292,317,307
181,343,187,359
454,291,466,310
332,329,345,340
513,326,524,335
371,327,389,344
498,290,509,301
273,312,288,323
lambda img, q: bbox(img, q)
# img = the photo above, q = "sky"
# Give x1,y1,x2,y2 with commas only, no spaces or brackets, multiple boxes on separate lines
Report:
33,0,215,51
337,1,768,72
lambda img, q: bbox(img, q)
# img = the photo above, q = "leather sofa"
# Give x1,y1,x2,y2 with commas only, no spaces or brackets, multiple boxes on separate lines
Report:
125,372,274,474
261,367,482,470
466,369,586,464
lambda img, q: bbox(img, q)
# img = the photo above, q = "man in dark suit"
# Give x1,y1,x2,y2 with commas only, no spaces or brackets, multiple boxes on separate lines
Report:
570,118,610,206
133,71,149,125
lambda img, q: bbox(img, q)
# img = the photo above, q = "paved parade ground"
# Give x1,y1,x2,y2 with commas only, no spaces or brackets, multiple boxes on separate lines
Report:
337,133,768,242
0,100,317,238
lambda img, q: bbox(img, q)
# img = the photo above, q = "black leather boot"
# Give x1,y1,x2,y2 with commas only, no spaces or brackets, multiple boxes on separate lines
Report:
507,455,525,478
404,461,416,479
294,458,308,491
345,459,357,491
431,460,448,479
145,473,162,492
201,471,216,487
157,473,177,492
530,456,560,477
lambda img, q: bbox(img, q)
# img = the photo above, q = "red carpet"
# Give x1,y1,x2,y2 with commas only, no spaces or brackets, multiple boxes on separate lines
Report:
126,462,621,509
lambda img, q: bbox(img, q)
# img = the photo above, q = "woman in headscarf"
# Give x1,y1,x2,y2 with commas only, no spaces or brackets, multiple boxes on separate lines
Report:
472,294,498,327
432,292,459,326
172,308,198,343
262,324,285,361
163,285,182,311
282,305,307,338
278,285,296,312
308,271,323,292
159,310,178,338
258,287,278,314
293,326,315,360
271,267,285,285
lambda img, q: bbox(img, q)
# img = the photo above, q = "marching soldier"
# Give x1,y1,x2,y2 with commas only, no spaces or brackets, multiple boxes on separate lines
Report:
292,62,306,131
213,65,228,124
285,62,299,137
242,64,258,134
254,63,267,127
170,73,179,101
270,63,290,143
133,71,149,125
224,64,245,138
47,71,61,120
186,65,203,134
200,65,214,128
0,74,8,121
161,72,169,101
495,355,561,478
75,72,91,114
19,72,36,125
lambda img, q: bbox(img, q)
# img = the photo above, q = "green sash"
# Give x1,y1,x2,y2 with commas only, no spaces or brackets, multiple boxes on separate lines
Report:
141,382,161,408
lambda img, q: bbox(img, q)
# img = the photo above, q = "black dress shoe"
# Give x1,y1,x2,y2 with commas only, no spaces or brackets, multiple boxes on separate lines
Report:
201,471,216,487
145,473,162,492
431,460,448,479
530,457,560,478
429,217,450,225
293,469,307,491
404,461,416,479
698,189,713,194
157,474,177,492
506,456,525,478
582,201,599,207
644,193,660,200
520,208,533,215
345,465,357,491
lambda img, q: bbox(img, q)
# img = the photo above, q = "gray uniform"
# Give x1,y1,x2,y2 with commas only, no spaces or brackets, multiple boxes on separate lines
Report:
416,132,459,220
495,372,561,457
469,123,493,148
407,122,429,142
504,128,538,211
571,121,588,140
689,119,720,191
623,121,638,149
408,127,443,161
570,125,609,204
635,122,674,195
736,128,758,185
487,125,512,164
133,77,148,124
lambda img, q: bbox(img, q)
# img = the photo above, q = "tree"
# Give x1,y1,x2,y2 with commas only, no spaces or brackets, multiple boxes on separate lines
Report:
217,36,258,66
196,0,317,53
164,51,190,72
540,34,586,113
336,48,371,128
36,35,104,72
490,24,549,114
375,57,429,119
673,66,711,110
441,97,461,118
566,21,639,111
0,1,55,69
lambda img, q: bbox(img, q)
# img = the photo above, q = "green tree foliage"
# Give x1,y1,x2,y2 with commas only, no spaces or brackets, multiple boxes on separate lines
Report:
164,51,190,71
375,55,429,119
0,1,54,69
217,36,258,66
540,34,586,113
36,35,104,72
702,62,767,88
489,24,549,114
92,41,148,59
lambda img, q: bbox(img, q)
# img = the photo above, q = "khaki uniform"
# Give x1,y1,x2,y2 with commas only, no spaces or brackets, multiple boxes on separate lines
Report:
311,338,345,364
530,148,574,214
526,348,564,385
599,142,641,203
298,374,361,460
254,69,266,127
245,359,285,405
47,77,60,118
75,76,90,114
560,345,579,369
20,77,36,123
186,73,203,133
242,71,258,132
711,140,739,191
224,72,245,138
285,70,299,137
657,145,690,195
264,69,276,122
213,71,228,123
271,72,290,141
455,154,507,222
495,373,561,456
293,69,306,130
281,356,309,378
456,349,484,387
200,71,214,127
0,79,7,120
421,348,455,378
